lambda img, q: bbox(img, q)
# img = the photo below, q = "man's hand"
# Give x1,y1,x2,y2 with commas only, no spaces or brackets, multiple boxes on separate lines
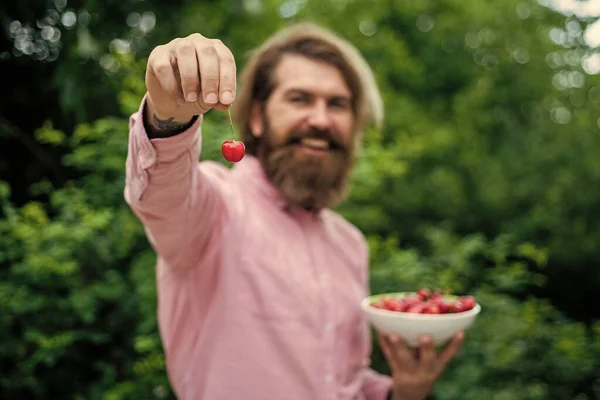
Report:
378,332,464,400
144,33,237,134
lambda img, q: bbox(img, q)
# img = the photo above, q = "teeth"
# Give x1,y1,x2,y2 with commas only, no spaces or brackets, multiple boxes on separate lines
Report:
300,138,329,149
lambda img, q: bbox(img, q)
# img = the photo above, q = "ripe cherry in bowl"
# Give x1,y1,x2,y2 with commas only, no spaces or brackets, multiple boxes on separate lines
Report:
362,289,481,347
371,289,477,315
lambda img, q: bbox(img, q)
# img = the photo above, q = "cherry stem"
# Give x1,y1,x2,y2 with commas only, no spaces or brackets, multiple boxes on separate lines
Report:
227,107,235,141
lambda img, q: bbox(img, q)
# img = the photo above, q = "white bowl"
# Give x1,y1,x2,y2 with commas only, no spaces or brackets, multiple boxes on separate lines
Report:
361,292,481,347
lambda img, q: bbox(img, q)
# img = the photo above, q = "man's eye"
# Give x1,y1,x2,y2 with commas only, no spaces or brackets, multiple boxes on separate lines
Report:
331,100,350,109
290,97,306,103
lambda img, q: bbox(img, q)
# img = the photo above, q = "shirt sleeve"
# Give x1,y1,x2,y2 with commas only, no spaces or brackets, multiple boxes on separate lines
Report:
361,367,393,400
124,94,228,273
358,231,394,399
359,317,393,400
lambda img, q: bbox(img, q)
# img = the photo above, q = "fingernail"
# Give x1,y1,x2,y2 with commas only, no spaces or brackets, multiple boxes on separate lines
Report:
205,92,218,104
186,92,197,102
221,91,233,104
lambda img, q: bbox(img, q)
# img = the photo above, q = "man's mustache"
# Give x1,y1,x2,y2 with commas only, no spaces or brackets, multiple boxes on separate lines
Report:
284,128,346,150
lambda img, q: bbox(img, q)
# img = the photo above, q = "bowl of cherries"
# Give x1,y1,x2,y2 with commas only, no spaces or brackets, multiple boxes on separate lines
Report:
361,288,481,346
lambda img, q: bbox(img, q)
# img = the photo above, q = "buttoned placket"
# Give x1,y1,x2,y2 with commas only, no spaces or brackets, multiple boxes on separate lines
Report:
298,212,337,400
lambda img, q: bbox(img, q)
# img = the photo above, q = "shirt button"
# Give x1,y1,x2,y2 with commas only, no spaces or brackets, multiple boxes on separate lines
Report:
140,153,154,169
324,323,333,332
325,374,333,384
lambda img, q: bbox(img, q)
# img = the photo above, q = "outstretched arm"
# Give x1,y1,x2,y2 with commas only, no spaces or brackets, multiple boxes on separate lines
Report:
124,33,237,272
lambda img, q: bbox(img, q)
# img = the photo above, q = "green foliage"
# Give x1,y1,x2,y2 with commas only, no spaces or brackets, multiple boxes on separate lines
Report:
2,0,600,398
0,116,171,399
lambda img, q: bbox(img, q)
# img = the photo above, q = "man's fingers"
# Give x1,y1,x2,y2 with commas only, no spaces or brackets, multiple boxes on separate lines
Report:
417,335,436,371
211,103,231,112
193,40,221,105
212,39,237,105
378,334,402,374
388,334,417,371
174,39,201,103
146,33,237,116
437,331,464,371
148,46,182,103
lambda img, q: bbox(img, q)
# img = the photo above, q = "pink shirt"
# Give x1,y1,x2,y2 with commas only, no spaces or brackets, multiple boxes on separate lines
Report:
124,97,393,400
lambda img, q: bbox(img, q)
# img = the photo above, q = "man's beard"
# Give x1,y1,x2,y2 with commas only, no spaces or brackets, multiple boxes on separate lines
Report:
257,123,355,211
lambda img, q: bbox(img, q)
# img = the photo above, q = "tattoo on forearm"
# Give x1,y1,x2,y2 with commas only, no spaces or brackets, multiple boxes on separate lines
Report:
152,114,191,132
146,113,198,139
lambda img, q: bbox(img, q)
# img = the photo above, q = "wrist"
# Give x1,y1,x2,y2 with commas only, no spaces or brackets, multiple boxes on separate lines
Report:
146,97,194,123
143,98,197,138
388,390,432,400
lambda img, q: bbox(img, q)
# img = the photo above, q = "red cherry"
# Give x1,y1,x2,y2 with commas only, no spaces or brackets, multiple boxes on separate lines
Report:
458,296,476,310
438,301,452,314
222,140,245,162
417,288,431,301
450,301,468,313
406,304,425,314
403,294,420,306
392,300,408,312
424,304,442,314
372,297,394,310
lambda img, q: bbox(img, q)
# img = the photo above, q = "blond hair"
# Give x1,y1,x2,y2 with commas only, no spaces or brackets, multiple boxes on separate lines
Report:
231,22,383,155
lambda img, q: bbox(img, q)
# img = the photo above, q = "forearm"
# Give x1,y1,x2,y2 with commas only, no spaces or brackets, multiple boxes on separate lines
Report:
125,95,202,214
124,94,225,269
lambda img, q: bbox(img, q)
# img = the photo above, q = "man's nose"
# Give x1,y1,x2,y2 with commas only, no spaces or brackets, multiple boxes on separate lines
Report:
307,102,332,130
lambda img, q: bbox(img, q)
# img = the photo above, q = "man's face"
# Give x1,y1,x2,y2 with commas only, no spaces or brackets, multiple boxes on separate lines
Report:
250,54,356,211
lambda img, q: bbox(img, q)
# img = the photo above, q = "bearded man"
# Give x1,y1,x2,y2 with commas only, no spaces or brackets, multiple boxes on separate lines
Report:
124,22,464,400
